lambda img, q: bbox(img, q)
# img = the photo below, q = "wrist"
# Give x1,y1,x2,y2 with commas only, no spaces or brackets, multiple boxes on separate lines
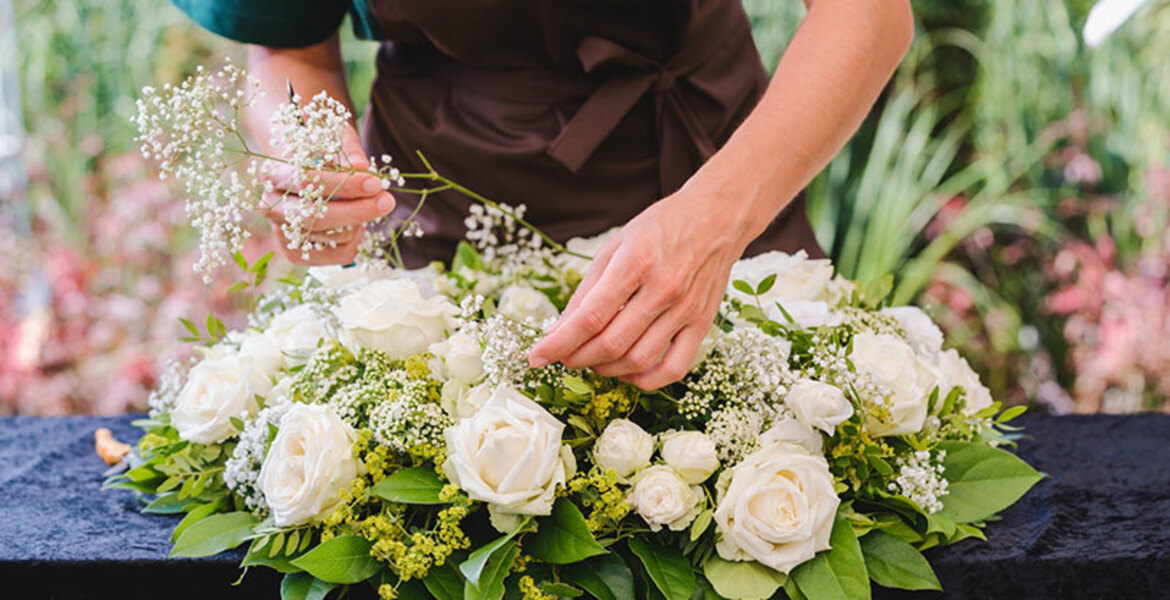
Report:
677,162,778,251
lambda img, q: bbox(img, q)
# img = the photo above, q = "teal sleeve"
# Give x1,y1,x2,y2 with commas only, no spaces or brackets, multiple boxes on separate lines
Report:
171,0,353,48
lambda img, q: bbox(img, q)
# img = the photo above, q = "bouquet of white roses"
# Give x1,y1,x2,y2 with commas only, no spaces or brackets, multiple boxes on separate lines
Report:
105,64,1041,600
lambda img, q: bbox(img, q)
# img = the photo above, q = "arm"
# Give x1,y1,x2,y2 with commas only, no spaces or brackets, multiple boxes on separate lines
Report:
247,34,395,265
529,0,915,389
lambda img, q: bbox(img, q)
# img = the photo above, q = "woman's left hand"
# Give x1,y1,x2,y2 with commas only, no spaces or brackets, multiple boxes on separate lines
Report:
527,189,749,390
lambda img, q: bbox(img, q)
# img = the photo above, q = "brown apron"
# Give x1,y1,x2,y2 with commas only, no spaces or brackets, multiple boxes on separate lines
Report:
359,0,823,267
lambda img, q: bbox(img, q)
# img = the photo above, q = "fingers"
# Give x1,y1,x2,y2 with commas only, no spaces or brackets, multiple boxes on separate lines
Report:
268,161,389,201
625,323,709,391
529,241,641,367
591,306,687,377
556,237,619,325
275,226,364,266
560,287,674,370
339,124,371,170
265,190,394,232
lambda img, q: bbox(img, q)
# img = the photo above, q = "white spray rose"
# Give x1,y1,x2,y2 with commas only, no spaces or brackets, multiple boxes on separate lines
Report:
592,419,655,480
851,333,937,437
333,278,458,359
265,304,330,366
429,331,485,384
497,285,559,325
237,330,283,377
257,404,360,527
443,387,574,520
627,466,703,532
714,443,839,574
785,380,853,435
881,306,944,358
936,349,994,416
172,349,268,444
729,250,835,305
440,380,493,419
759,416,823,455
659,430,719,484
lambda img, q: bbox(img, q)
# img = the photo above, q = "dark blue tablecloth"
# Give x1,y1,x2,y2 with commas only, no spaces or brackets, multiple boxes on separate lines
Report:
1,413,1168,599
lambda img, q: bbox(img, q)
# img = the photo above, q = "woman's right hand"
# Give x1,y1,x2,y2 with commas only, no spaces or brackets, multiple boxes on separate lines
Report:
263,122,396,265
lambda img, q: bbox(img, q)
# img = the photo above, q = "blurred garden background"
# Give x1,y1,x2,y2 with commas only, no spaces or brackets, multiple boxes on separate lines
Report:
1,0,1168,415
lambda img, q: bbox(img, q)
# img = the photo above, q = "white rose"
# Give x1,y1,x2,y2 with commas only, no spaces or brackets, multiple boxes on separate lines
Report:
881,306,944,358
592,419,655,480
429,331,485,384
627,466,703,532
443,387,574,519
267,375,297,407
765,299,842,330
935,349,994,416
851,333,937,437
257,404,359,527
440,380,493,419
172,350,267,444
714,443,839,574
497,285,559,325
555,227,621,276
266,305,330,366
307,263,397,291
729,250,835,306
759,416,823,455
786,380,853,435
237,330,283,376
333,279,458,359
660,430,719,484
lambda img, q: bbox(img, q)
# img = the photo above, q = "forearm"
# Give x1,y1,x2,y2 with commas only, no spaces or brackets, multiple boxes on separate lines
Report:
244,33,354,153
685,0,914,245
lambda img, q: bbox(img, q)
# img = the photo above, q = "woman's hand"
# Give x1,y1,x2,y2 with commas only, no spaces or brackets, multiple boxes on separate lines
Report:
263,122,395,266
528,189,748,390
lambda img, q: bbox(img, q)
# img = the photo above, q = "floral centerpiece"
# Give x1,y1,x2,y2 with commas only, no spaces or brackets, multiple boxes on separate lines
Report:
104,64,1041,600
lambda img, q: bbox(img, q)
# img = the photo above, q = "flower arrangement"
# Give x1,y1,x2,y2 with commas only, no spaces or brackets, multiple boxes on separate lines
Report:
105,64,1041,600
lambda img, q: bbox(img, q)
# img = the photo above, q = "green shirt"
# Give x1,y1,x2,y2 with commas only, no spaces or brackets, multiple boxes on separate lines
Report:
171,0,383,48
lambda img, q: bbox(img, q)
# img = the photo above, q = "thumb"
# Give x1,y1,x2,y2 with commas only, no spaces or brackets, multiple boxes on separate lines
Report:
340,123,370,170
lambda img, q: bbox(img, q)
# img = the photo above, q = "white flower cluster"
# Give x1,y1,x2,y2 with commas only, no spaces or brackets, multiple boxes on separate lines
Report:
464,203,556,281
147,357,195,418
479,314,538,387
224,404,290,516
132,62,265,279
367,370,452,455
889,449,949,514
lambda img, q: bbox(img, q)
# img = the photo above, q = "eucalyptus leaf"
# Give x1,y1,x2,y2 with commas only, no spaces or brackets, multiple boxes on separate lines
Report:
860,530,941,591
627,538,696,600
290,535,381,584
561,554,635,600
170,511,259,558
525,499,606,564
370,466,445,505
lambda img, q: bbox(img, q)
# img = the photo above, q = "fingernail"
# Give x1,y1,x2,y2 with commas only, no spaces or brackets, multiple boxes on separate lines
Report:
377,193,395,213
348,153,367,167
363,177,381,194
529,354,549,369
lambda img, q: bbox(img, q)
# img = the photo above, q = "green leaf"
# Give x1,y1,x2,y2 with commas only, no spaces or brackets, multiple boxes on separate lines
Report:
170,511,259,558
370,467,445,505
690,509,713,542
172,500,222,542
465,543,519,600
242,536,300,573
996,405,1027,423
627,538,696,600
756,273,777,295
860,530,941,591
784,578,809,600
562,554,635,600
280,572,336,600
270,532,286,558
227,281,250,295
179,317,200,338
459,517,530,585
143,492,203,514
541,582,584,597
790,516,870,600
286,530,301,557
423,561,465,600
937,441,1042,523
562,375,592,396
290,535,381,584
232,251,250,272
732,279,756,296
702,556,787,600
157,475,182,493
525,499,606,564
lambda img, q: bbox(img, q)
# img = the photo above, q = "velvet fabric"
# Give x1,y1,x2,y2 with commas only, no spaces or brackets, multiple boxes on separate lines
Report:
1,413,1168,599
